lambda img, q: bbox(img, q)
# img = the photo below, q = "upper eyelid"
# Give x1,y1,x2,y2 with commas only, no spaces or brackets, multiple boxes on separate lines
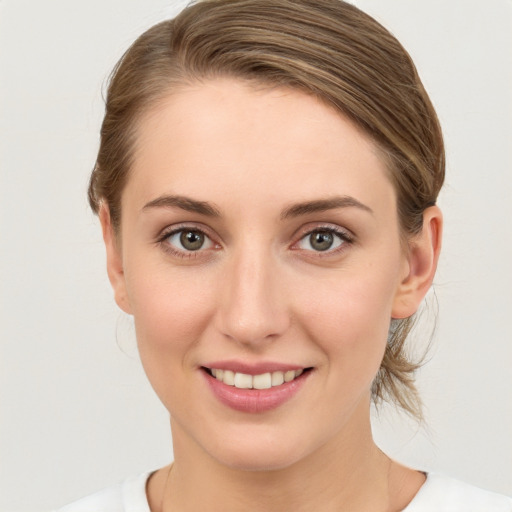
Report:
293,223,354,241
155,222,354,248
157,222,218,242
292,228,353,250
157,226,218,258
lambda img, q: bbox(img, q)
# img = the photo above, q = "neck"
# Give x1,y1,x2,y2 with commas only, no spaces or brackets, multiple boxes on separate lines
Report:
164,402,402,512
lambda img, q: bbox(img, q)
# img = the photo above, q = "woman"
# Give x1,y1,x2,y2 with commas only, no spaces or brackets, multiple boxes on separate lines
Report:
57,0,512,510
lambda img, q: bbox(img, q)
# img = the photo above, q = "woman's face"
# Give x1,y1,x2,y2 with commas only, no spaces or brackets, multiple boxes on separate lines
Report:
108,79,416,470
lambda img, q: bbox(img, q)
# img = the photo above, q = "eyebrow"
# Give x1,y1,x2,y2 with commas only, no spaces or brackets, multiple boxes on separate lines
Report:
142,194,373,219
280,196,373,220
142,194,221,217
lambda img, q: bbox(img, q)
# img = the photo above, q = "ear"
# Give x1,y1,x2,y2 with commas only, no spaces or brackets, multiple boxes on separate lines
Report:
99,204,132,315
392,206,443,319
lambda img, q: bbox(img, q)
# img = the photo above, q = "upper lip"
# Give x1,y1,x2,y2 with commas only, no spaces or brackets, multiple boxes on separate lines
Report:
202,360,307,375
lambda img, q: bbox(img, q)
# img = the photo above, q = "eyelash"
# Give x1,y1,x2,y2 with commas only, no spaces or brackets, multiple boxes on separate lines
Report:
156,224,354,260
156,224,219,260
292,225,354,257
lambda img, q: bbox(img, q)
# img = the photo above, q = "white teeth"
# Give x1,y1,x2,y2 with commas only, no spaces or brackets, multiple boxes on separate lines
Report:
223,370,235,386
211,368,305,389
271,371,284,386
284,370,296,382
234,372,253,389
253,373,272,390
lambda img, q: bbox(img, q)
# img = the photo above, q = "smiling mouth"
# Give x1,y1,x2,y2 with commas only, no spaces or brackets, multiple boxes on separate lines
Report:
203,367,312,390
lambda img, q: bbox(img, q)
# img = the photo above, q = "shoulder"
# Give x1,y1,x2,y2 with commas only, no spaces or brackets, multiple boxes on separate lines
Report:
54,472,152,512
405,473,512,511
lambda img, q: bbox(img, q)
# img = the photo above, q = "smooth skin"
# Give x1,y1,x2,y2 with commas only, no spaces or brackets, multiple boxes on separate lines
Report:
101,79,442,511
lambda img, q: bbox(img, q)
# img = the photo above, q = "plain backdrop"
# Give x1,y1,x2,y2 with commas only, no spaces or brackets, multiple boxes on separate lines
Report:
1,1,511,510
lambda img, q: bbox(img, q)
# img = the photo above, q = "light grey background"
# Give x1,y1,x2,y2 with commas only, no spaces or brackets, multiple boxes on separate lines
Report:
1,1,510,510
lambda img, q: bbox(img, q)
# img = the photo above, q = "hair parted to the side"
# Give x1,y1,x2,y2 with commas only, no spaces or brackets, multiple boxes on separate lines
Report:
89,0,445,419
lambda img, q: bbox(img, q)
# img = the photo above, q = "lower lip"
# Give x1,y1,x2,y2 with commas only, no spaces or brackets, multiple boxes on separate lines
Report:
203,370,310,413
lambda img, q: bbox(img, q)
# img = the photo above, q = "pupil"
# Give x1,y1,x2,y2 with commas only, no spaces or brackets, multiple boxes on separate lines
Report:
180,231,204,251
311,232,333,251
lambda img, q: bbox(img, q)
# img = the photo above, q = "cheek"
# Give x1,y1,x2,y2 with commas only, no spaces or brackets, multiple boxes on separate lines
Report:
124,266,221,415
296,267,397,374
124,264,217,362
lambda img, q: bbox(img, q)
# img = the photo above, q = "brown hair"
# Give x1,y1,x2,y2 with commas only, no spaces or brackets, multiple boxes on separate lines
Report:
89,0,445,419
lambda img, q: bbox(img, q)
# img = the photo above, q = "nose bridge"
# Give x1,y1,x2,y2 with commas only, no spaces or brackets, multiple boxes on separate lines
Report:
218,240,289,346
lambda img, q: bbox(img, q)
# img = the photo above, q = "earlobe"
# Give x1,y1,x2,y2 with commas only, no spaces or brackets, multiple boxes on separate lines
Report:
392,206,443,319
99,205,132,315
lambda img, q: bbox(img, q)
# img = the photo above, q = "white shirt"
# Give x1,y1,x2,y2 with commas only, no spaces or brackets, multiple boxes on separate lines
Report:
56,471,512,512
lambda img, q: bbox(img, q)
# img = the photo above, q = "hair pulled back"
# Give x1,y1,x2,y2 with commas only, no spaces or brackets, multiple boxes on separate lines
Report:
89,0,445,419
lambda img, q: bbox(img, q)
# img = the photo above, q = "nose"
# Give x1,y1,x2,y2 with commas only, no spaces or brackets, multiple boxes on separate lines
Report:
216,244,290,348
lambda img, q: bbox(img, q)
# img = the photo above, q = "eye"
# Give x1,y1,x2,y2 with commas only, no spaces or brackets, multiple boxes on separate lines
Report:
296,229,347,252
164,229,215,253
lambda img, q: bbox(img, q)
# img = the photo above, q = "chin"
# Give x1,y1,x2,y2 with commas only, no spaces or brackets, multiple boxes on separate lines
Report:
214,447,305,472
203,426,314,472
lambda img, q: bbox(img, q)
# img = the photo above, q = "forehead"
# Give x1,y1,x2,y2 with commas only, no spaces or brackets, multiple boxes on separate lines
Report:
127,78,396,214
